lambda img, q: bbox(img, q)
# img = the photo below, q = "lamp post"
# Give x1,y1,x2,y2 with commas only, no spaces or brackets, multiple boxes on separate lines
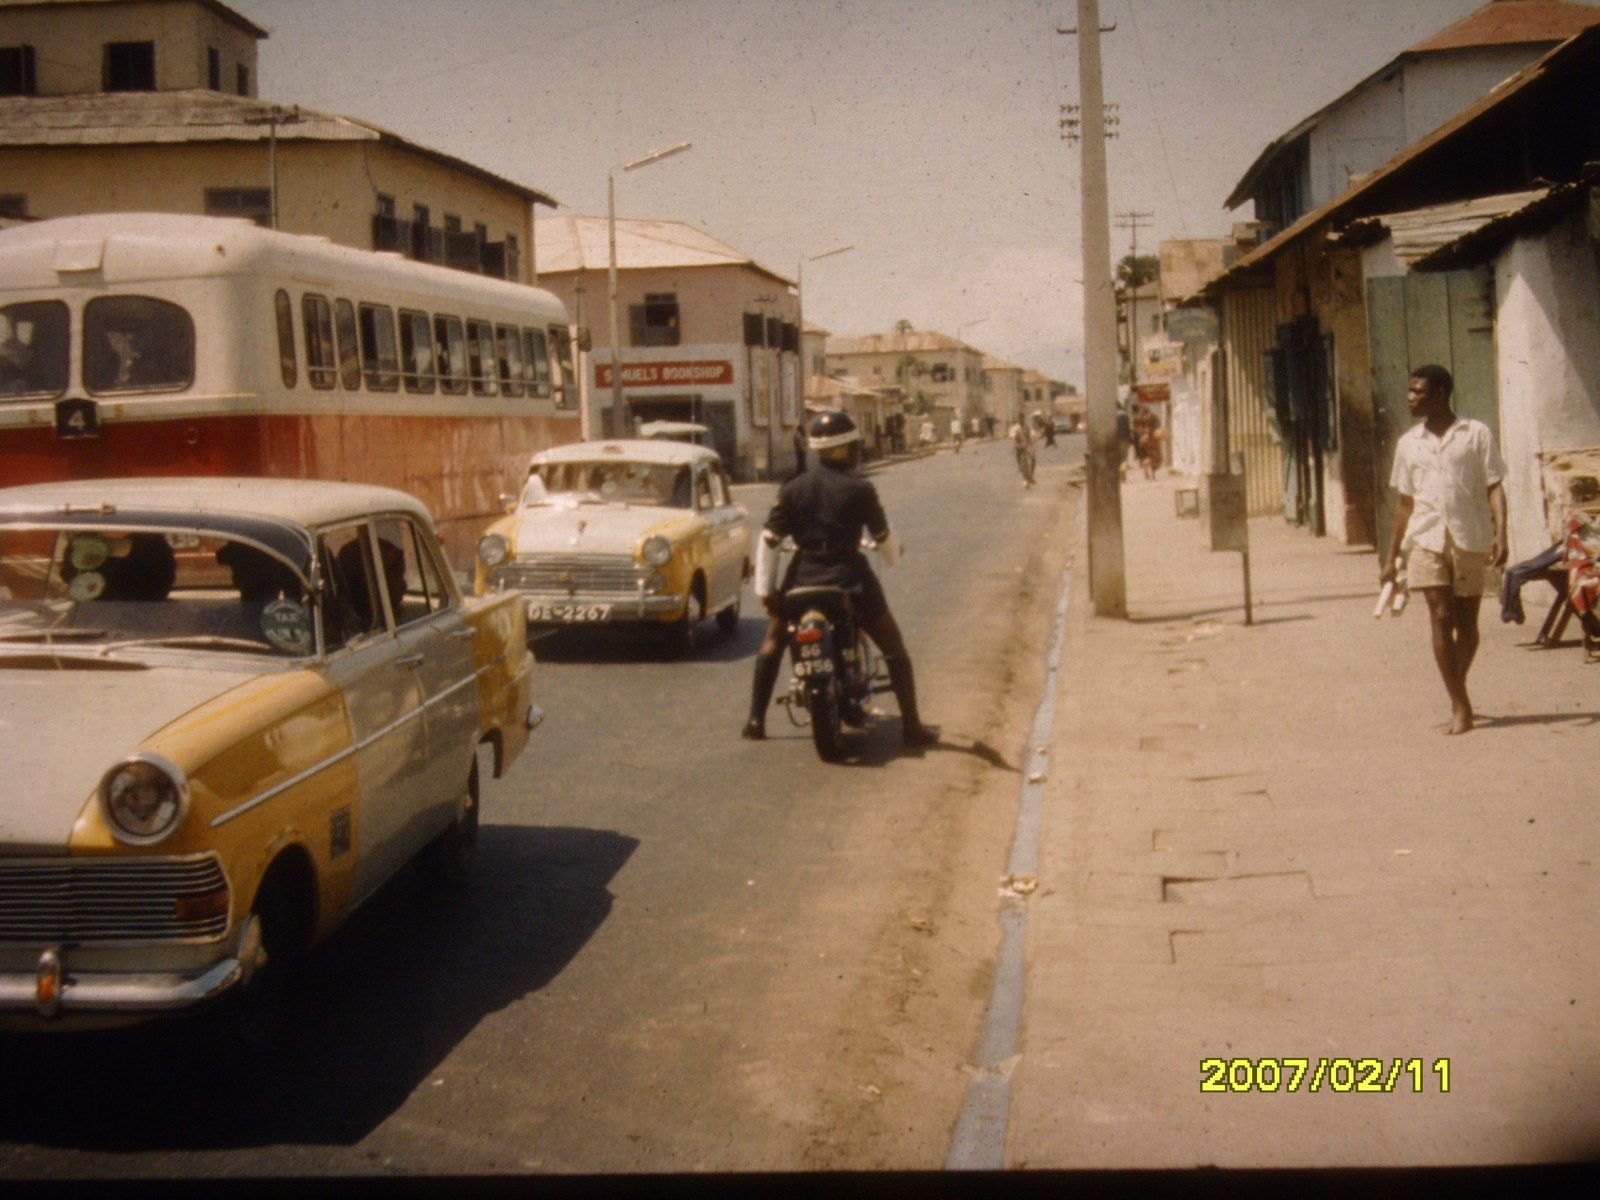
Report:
608,141,691,434
797,244,853,439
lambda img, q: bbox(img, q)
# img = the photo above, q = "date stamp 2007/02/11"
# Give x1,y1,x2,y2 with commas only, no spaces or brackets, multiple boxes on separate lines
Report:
1201,1057,1451,1094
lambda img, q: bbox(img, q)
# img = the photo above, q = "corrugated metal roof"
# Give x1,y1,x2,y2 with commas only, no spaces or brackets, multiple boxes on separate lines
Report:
534,214,792,285
1201,25,1600,300
0,0,269,39
1409,0,1600,54
1360,189,1548,266
982,354,1024,372
1412,176,1593,270
0,90,555,206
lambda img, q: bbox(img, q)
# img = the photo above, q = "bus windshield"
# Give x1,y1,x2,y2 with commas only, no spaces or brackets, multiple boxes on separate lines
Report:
0,301,69,400
527,461,691,508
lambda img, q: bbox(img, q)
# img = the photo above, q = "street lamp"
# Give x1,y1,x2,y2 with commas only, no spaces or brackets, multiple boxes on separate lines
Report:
797,244,854,428
608,141,692,432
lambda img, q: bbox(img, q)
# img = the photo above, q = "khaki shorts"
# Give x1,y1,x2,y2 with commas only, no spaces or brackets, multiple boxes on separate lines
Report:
1408,536,1487,597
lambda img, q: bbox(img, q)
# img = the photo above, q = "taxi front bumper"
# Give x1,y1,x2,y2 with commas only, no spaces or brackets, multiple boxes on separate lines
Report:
0,953,242,1027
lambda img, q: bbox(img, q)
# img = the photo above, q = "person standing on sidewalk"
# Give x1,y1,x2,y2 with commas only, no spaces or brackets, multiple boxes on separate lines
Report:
950,415,964,452
1379,364,1508,735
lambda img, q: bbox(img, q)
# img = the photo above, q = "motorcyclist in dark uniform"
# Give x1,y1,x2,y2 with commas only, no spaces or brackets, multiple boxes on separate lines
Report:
742,410,936,746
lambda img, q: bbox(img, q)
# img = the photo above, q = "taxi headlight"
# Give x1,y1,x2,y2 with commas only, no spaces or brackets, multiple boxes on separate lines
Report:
99,754,189,846
477,534,509,568
641,535,673,568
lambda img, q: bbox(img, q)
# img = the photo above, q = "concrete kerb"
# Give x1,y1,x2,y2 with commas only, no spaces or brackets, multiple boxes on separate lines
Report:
1009,474,1600,1169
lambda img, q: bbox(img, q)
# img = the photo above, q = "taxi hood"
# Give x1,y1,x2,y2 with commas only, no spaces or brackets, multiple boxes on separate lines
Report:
0,660,256,851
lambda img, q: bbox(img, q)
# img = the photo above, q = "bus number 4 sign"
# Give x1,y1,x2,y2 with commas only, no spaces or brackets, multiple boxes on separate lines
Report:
54,399,100,440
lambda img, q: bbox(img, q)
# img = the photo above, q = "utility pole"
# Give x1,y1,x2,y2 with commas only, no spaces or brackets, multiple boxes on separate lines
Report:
1061,0,1125,618
1114,210,1154,386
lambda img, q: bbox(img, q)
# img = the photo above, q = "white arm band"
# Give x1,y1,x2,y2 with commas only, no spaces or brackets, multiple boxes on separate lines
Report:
754,529,784,598
878,528,902,566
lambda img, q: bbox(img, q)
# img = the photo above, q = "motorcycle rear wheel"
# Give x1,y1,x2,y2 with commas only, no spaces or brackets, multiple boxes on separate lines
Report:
809,676,844,761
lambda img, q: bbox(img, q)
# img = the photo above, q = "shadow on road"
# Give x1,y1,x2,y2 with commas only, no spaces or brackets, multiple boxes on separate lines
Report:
0,823,637,1153
532,615,761,665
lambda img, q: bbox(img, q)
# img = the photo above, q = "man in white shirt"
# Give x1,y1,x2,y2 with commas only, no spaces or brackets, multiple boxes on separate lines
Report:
1379,364,1507,734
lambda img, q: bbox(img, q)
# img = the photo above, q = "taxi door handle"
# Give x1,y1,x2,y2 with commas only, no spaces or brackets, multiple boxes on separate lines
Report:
449,628,477,641
394,653,425,668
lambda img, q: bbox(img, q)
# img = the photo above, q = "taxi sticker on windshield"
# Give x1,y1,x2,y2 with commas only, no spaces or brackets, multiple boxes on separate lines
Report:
260,599,313,654
68,570,106,601
69,535,109,571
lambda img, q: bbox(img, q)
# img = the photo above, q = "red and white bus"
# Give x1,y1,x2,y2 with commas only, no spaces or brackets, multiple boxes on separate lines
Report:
0,213,579,565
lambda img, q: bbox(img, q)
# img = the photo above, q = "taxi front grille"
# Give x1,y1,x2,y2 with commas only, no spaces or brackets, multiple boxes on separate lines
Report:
0,854,230,943
493,554,642,596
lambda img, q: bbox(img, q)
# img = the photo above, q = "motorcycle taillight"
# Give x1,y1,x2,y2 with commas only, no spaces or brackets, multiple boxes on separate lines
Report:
795,626,825,644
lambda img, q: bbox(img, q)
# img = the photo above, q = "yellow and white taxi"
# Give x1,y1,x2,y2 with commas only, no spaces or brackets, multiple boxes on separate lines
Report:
0,477,536,1043
475,439,750,653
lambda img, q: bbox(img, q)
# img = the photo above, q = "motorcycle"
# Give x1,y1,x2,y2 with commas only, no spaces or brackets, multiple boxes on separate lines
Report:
765,532,895,761
777,583,886,761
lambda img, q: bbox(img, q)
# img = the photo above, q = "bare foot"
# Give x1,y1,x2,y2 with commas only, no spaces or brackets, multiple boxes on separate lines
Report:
1447,708,1473,735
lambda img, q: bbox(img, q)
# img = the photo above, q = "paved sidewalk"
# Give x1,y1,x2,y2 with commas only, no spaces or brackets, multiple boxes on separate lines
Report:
1011,474,1600,1168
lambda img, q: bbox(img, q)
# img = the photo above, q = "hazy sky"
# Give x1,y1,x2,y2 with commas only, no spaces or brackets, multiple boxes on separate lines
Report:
246,0,1516,384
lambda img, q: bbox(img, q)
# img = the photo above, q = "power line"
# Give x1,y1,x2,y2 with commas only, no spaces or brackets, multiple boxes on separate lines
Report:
1125,0,1190,238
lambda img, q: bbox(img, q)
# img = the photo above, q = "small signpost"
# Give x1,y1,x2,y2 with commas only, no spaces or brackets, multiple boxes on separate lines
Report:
1208,452,1252,625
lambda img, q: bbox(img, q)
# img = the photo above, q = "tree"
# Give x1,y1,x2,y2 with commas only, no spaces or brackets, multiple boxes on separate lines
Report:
1115,254,1159,293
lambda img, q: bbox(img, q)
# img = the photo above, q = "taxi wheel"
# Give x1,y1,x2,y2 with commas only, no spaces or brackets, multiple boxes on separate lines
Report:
715,591,741,636
199,861,305,1080
418,760,480,893
665,584,705,659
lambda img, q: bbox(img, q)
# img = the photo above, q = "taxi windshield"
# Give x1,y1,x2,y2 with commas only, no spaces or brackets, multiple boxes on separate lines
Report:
0,527,314,659
528,461,691,508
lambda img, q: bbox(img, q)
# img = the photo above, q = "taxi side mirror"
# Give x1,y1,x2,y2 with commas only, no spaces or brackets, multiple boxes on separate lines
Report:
499,493,516,513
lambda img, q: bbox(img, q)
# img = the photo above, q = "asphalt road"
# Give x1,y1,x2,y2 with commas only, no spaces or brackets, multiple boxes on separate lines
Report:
0,434,1084,1179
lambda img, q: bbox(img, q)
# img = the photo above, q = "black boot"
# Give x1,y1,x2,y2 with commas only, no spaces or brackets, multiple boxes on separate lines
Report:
885,654,937,746
743,652,782,739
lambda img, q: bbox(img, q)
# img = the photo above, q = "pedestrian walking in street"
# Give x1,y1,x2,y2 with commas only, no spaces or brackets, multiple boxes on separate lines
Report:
919,418,935,449
1379,364,1507,735
1010,415,1035,488
950,416,964,452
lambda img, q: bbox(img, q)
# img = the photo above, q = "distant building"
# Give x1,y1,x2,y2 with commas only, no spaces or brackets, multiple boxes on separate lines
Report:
0,0,554,283
534,215,801,480
982,354,1024,431
825,327,986,440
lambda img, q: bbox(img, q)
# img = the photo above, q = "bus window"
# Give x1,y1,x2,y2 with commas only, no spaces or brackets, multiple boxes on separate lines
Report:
495,323,524,397
83,296,195,395
523,327,550,399
465,319,496,396
550,325,574,408
302,294,337,390
358,303,400,392
274,290,296,387
334,299,361,390
434,314,468,395
399,309,436,394
0,300,69,400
